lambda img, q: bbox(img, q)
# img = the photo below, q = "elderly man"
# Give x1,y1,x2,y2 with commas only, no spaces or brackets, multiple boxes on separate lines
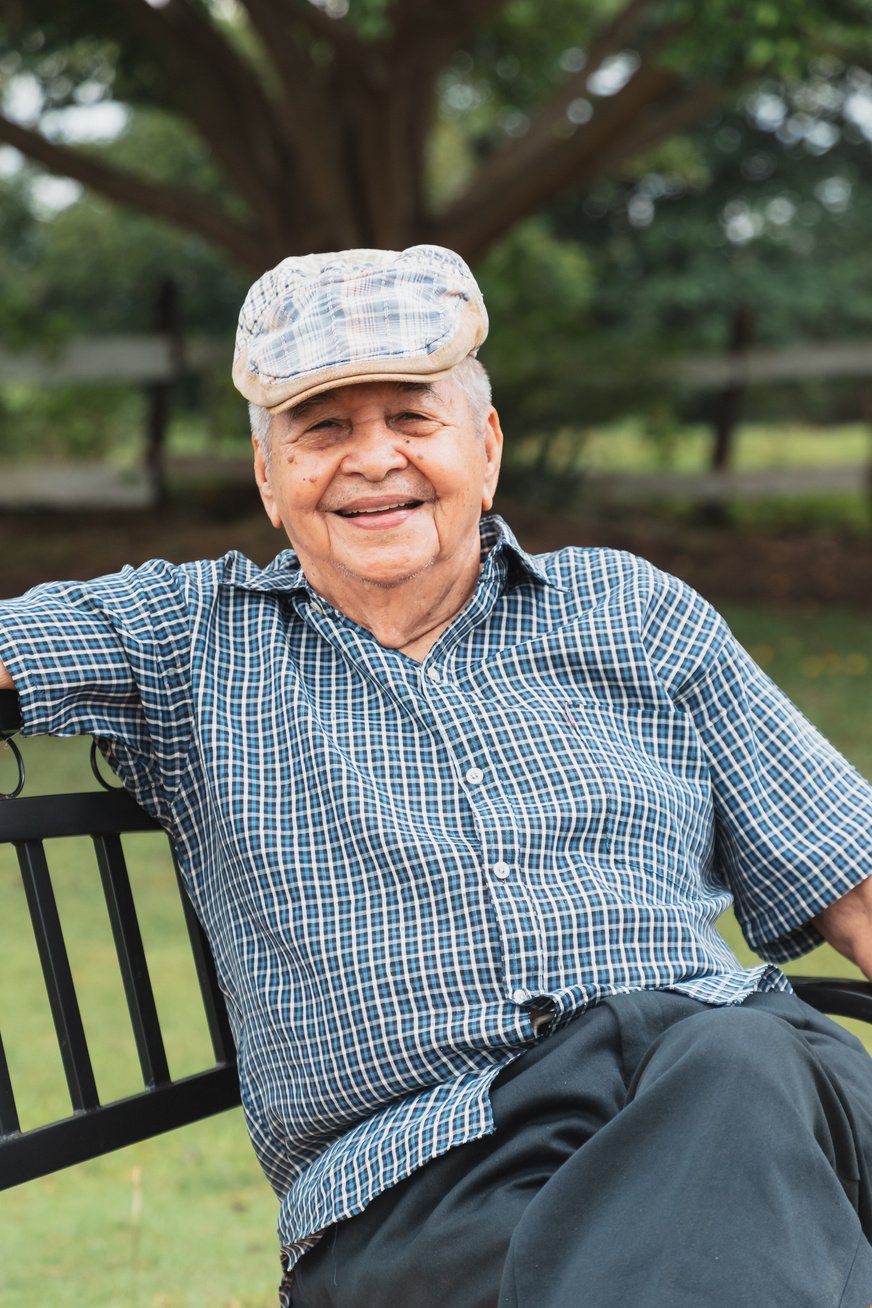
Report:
1,245,872,1308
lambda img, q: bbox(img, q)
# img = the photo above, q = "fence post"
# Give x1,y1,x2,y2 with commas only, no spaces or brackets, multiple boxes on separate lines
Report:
145,278,183,505
700,304,754,524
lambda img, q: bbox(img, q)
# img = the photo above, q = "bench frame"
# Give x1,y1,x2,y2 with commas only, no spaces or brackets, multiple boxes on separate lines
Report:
0,689,241,1190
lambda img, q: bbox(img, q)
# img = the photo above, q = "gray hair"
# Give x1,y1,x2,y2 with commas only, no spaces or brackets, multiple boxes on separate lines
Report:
249,399,273,461
249,355,492,464
452,354,492,435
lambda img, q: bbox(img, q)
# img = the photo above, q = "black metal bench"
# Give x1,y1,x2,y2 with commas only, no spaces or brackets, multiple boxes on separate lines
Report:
1,685,871,1193
0,688,241,1190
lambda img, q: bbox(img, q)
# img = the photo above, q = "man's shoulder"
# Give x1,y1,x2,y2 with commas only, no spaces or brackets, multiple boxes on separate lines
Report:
122,548,302,600
526,541,682,608
519,541,727,685
2,549,303,619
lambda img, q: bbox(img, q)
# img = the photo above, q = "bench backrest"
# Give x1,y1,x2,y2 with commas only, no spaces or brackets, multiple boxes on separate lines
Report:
0,689,240,1190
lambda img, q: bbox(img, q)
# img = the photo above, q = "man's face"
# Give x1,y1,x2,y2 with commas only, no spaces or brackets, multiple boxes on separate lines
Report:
252,372,503,599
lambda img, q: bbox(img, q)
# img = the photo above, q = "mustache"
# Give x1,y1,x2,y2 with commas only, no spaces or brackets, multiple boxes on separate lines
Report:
320,479,432,513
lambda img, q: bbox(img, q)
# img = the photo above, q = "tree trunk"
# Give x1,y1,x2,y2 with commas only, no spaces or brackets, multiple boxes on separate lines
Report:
0,1,760,271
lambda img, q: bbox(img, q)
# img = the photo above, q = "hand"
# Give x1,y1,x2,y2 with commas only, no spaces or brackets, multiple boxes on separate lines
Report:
813,876,872,981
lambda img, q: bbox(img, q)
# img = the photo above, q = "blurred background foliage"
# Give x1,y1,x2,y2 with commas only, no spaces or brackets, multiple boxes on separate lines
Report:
0,0,869,537
0,1,871,477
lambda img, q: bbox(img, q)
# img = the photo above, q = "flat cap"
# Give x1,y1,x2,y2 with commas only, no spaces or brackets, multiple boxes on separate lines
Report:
232,244,488,414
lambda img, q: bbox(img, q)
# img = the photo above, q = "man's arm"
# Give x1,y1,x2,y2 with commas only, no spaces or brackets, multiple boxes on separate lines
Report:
0,562,196,822
814,881,872,981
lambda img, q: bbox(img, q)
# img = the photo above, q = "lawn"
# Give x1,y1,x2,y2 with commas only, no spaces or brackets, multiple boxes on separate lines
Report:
0,602,870,1306
580,418,871,475
0,740,278,1308
500,417,870,478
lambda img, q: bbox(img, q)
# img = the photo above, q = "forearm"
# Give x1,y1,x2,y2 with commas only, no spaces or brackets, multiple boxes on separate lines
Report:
0,657,13,690
813,875,872,980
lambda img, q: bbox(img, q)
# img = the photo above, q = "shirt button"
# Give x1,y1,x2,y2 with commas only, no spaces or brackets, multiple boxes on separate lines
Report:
511,988,531,1005
465,766,484,784
426,666,441,682
492,861,510,879
309,602,324,616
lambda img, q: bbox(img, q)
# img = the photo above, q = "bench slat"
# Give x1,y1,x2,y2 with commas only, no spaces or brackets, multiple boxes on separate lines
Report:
0,702,243,1185
173,854,237,1065
0,1030,20,1136
0,1064,241,1191
93,832,172,1089
0,687,21,735
1,791,160,842
16,838,100,1113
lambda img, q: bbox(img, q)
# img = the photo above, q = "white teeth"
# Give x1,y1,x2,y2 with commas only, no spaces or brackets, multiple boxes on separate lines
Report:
342,501,417,516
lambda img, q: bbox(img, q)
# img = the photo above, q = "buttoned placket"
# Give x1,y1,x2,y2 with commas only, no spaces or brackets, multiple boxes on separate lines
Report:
295,561,553,1024
413,563,551,1021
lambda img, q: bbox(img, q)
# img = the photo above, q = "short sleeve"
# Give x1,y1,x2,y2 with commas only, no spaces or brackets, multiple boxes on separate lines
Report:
672,617,872,962
0,560,195,821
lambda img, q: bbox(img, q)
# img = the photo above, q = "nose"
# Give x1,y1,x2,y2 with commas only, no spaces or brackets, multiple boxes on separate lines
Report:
339,420,409,480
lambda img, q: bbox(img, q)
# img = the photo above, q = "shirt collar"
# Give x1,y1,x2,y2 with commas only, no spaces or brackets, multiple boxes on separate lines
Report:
220,548,309,595
478,514,555,591
221,514,557,596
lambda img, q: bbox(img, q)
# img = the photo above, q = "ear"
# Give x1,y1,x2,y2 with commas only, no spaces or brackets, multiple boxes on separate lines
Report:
252,434,283,530
480,408,504,513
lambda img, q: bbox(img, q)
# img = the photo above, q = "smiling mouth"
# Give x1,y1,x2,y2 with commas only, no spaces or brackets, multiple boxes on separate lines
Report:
335,500,423,518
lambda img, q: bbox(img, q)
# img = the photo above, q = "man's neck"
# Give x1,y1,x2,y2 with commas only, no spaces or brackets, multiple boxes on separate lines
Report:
306,549,484,662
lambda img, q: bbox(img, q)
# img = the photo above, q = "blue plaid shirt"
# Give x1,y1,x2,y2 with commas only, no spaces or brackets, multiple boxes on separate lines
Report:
2,516,871,1296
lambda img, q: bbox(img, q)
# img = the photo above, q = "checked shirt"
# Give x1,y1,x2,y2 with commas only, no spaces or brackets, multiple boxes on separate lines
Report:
1,515,870,1295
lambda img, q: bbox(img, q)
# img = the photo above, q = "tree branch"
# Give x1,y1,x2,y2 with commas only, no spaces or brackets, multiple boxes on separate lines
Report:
430,11,675,247
390,0,508,42
433,55,710,258
815,39,872,70
435,81,730,264
431,8,691,258
109,0,294,216
583,0,657,76
595,81,724,175
0,114,267,268
232,0,358,235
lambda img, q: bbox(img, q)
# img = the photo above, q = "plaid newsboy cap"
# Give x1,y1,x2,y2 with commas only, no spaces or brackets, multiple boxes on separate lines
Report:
232,244,488,413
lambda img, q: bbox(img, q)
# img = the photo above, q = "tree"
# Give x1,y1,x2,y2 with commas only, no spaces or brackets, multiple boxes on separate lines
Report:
556,59,872,353
1,0,867,272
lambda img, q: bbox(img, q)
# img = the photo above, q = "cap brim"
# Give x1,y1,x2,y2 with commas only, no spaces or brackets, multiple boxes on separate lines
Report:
267,366,456,415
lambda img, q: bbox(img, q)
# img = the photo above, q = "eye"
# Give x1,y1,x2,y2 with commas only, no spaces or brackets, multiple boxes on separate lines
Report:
393,410,432,427
298,417,349,444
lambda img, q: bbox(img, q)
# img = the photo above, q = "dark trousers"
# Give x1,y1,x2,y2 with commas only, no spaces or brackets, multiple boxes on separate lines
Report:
290,991,872,1307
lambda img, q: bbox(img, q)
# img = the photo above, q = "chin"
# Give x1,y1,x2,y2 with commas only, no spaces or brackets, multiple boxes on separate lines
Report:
339,556,437,589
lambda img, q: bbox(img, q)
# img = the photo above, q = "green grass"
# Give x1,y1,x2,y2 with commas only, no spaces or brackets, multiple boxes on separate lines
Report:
540,418,872,476
721,604,872,779
0,603,870,1304
0,736,277,1308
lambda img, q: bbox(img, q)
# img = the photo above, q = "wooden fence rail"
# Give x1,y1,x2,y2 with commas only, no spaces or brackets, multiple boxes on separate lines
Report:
3,334,872,388
1,332,871,510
